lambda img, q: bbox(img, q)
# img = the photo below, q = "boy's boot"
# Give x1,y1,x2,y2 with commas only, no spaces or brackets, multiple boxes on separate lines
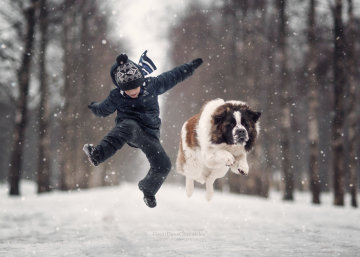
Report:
83,144,101,167
138,182,157,208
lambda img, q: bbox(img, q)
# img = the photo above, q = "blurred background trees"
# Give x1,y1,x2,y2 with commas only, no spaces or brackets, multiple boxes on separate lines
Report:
162,0,359,206
1,0,136,194
0,0,359,207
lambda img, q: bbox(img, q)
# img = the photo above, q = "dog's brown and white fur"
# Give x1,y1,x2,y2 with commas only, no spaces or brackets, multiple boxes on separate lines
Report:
176,99,261,201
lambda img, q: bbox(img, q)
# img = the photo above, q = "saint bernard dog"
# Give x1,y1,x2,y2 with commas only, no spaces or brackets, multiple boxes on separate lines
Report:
176,98,261,201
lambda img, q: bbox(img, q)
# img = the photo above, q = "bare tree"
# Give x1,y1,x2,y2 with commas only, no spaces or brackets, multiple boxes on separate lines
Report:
331,0,346,206
8,0,39,195
345,0,357,208
307,0,321,204
77,1,93,188
37,0,51,193
276,0,294,201
59,0,75,190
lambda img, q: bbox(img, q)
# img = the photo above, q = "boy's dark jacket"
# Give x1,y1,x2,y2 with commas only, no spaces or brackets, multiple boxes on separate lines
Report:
89,63,195,139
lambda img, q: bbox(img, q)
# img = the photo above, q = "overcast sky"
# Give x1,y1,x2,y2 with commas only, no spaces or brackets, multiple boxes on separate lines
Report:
103,0,211,75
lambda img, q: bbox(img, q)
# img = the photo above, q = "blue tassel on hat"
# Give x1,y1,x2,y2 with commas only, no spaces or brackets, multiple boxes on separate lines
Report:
138,50,157,76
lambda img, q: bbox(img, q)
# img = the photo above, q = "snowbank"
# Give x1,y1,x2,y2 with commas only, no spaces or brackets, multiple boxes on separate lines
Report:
0,181,359,257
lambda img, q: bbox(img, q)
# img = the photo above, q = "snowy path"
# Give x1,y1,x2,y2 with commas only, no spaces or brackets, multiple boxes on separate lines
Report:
1,182,359,257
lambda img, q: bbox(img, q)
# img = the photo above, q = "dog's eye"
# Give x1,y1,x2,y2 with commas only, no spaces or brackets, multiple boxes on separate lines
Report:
241,118,249,127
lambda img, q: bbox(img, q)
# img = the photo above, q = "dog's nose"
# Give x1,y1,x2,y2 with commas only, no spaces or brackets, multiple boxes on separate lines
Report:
236,129,247,139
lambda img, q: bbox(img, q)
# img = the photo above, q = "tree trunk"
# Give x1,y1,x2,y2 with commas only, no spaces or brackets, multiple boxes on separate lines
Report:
346,0,357,208
224,0,242,194
332,0,346,206
78,1,93,188
307,0,321,204
37,0,51,194
59,0,77,190
58,0,69,191
277,0,293,201
8,0,38,196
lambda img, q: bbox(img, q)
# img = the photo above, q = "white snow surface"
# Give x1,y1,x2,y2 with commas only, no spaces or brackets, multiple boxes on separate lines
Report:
1,181,359,257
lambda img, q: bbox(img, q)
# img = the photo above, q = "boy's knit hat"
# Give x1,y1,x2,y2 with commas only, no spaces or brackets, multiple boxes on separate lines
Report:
112,54,144,91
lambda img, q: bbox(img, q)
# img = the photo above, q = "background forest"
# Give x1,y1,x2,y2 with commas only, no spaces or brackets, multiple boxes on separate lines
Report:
0,0,359,207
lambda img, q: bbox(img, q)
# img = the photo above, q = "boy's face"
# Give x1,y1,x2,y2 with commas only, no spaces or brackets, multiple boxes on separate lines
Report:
125,87,141,98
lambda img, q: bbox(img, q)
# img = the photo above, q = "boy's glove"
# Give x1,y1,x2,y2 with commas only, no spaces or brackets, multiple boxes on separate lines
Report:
190,58,203,70
88,101,96,109
189,58,203,70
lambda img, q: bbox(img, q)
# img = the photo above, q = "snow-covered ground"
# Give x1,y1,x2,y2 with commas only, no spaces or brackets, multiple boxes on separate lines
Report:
1,181,359,257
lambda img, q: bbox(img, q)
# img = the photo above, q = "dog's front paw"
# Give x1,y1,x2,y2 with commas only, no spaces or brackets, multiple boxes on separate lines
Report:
239,169,248,176
217,151,235,167
237,161,249,176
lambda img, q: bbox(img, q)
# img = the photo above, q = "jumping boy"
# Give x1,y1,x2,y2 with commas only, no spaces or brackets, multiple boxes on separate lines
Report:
83,51,203,208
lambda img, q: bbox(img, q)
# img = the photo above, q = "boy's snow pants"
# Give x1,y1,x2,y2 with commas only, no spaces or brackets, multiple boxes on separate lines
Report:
95,119,171,196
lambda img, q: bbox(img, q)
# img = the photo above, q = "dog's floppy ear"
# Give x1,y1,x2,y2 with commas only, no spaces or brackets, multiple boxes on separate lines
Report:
246,110,261,123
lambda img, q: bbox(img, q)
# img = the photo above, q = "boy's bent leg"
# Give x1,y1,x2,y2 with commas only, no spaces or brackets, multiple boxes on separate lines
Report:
137,136,172,196
95,121,136,163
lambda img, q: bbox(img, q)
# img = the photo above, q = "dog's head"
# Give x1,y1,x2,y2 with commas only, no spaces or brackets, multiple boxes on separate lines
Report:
210,103,261,151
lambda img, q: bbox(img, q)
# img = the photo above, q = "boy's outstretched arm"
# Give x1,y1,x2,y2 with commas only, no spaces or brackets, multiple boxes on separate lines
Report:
153,58,203,95
88,89,118,117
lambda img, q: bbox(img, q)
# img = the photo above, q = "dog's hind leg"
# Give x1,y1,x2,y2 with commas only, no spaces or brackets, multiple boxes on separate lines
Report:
205,176,216,201
185,177,194,197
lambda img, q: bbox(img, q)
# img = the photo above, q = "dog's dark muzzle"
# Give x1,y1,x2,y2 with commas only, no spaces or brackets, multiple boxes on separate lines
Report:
235,129,248,143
